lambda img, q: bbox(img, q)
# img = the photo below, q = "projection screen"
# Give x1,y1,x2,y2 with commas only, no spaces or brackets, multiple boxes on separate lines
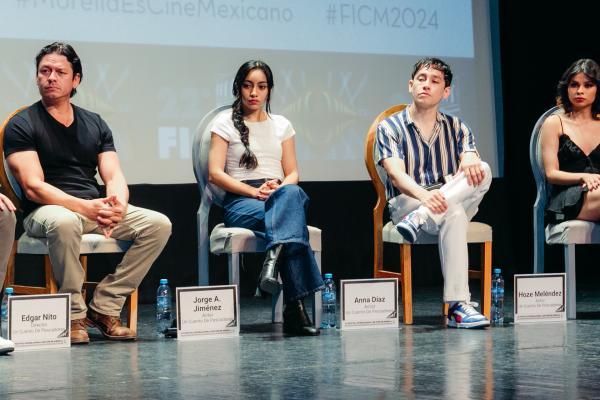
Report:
1,0,501,183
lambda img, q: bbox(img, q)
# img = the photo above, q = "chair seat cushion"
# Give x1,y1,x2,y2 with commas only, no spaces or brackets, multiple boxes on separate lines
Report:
210,223,322,254
545,220,600,245
383,221,492,244
17,233,131,255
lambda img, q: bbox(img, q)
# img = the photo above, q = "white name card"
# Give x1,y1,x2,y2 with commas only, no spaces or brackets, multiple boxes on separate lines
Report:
340,278,399,330
514,273,566,323
176,285,239,340
7,294,71,351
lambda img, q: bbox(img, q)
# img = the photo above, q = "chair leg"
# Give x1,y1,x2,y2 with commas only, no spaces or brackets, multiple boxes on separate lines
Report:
197,208,210,286
2,241,17,292
272,287,283,324
312,250,322,328
44,255,58,293
400,244,413,325
228,253,241,307
565,244,576,319
127,289,138,335
481,241,492,320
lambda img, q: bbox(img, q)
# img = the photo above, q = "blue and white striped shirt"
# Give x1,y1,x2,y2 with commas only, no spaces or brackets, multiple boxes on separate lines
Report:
375,107,477,199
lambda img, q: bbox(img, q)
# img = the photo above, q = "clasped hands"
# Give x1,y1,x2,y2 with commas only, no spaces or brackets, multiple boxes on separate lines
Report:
82,195,126,238
253,179,281,201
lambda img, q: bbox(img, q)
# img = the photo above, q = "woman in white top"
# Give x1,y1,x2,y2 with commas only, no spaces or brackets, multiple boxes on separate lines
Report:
208,60,323,336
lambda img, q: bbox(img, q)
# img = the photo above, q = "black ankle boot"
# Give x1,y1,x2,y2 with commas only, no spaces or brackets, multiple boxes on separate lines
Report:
283,299,320,336
259,244,283,295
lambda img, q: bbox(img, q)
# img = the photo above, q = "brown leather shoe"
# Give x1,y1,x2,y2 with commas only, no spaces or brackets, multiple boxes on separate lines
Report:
71,318,90,345
86,309,136,341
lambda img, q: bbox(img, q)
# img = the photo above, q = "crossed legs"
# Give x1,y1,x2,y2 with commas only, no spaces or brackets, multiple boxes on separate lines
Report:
390,162,492,304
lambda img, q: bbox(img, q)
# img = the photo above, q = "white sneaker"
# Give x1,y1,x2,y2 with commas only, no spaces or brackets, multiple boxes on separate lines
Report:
395,210,425,243
0,336,15,355
447,302,490,328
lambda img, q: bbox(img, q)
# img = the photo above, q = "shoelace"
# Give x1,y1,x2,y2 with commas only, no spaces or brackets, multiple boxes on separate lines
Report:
459,302,481,316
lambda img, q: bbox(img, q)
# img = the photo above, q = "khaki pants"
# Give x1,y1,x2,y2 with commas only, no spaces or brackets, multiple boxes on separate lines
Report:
0,211,16,288
388,162,492,303
24,204,172,319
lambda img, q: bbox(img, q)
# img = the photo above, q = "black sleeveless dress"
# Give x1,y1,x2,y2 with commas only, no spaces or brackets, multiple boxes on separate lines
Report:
546,134,600,223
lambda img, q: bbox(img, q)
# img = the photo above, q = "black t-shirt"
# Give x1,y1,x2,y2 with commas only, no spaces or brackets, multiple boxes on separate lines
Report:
3,101,116,214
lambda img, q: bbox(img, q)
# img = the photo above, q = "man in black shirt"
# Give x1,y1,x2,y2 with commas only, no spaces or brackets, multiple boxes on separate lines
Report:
3,42,172,344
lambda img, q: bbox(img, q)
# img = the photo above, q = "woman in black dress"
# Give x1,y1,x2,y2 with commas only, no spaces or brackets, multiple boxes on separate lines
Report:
541,59,600,223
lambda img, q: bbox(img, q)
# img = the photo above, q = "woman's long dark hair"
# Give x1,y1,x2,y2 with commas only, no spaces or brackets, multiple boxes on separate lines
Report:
557,58,600,118
231,60,274,170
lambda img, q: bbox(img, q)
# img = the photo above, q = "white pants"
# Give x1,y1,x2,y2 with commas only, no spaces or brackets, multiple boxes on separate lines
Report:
388,162,492,303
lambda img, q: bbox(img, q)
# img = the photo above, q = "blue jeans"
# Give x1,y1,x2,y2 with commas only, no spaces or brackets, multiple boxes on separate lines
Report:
223,184,324,302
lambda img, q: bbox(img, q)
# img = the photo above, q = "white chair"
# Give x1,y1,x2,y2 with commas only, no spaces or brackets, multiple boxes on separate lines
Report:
0,107,138,333
193,105,322,325
530,106,600,319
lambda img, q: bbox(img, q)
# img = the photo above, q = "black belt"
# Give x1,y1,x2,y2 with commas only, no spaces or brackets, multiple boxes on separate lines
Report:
241,178,280,188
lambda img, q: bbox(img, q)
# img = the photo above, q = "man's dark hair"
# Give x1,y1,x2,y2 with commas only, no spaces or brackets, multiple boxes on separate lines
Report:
35,42,83,98
411,57,453,87
556,58,600,118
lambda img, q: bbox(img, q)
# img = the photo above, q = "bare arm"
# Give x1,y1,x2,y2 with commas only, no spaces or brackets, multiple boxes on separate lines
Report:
6,150,111,221
541,115,600,189
98,151,129,206
279,136,299,186
96,151,129,233
381,157,447,214
208,133,268,200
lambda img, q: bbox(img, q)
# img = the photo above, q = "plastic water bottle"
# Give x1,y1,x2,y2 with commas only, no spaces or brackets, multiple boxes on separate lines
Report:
320,273,336,329
491,268,505,325
156,279,172,336
1,288,14,338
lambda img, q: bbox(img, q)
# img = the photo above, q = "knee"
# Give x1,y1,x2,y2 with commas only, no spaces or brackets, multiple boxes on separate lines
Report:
586,188,600,201
146,212,172,241
445,203,468,222
47,212,82,239
0,210,16,230
276,184,307,199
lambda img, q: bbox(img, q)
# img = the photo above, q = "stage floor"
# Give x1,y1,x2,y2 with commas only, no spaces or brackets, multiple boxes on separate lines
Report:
1,285,600,399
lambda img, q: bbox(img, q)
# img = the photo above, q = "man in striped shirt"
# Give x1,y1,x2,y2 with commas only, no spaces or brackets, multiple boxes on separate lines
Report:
375,58,491,329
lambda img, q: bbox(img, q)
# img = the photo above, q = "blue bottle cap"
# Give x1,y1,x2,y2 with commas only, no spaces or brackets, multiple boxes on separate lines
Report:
5,287,13,294
160,278,168,285
493,268,501,274
324,273,333,279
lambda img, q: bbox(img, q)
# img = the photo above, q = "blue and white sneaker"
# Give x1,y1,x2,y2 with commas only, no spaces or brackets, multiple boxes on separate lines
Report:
447,302,490,328
395,210,425,243
0,336,15,355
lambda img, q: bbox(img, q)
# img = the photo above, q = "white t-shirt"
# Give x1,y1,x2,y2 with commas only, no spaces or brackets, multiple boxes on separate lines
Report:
209,109,296,181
